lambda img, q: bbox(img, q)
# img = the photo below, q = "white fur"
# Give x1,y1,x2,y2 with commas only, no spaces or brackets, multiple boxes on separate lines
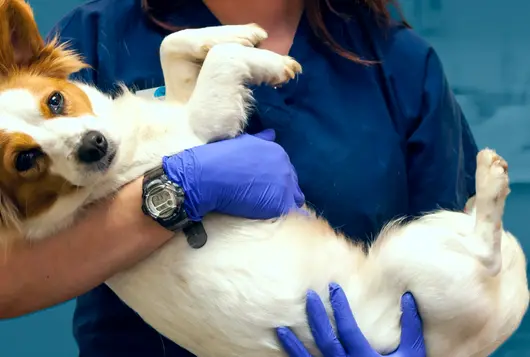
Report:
3,24,528,356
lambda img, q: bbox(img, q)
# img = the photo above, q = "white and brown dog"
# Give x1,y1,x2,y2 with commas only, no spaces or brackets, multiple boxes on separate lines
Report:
0,1,528,356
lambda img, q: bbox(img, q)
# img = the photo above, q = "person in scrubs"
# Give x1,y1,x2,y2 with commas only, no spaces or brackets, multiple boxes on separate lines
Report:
0,0,477,356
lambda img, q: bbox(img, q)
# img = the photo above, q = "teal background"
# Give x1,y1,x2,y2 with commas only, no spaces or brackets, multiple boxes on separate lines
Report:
1,0,530,356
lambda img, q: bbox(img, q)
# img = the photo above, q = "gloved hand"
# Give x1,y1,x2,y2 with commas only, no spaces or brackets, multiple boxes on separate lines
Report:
277,283,426,357
162,129,305,221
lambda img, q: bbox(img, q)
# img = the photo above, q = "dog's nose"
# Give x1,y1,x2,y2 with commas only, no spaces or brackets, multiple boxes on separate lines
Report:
77,131,108,163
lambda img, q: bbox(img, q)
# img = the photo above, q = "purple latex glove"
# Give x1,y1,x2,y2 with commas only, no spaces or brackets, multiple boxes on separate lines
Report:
277,283,426,357
162,129,304,221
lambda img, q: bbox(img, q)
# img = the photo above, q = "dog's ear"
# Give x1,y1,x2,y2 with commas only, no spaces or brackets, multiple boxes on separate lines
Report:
0,189,22,257
0,0,44,72
0,189,20,231
0,0,87,78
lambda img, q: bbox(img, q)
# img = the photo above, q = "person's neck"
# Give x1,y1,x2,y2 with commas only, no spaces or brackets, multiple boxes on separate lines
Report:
203,0,304,34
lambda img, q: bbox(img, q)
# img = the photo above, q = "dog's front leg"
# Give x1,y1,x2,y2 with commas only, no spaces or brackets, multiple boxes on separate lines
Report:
160,24,268,105
185,41,301,143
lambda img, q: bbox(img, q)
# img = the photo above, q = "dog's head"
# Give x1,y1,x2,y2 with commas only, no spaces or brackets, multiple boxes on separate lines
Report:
0,0,119,229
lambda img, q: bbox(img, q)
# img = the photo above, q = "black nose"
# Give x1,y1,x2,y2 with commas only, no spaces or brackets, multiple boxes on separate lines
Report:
77,131,108,163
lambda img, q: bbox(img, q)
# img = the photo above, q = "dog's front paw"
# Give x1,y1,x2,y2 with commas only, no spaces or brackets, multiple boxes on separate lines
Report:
271,56,303,87
240,49,303,87
200,24,268,52
203,43,303,88
161,24,268,61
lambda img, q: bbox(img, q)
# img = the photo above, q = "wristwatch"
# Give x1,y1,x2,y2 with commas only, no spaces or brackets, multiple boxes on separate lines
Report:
141,165,207,249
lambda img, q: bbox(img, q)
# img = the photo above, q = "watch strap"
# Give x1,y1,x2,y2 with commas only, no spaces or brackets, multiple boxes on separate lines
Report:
143,165,166,183
183,223,208,249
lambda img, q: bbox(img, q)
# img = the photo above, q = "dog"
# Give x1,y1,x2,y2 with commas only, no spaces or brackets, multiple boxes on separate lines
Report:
0,1,528,356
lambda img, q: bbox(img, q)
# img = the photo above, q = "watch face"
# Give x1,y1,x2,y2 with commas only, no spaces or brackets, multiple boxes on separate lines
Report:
145,185,178,219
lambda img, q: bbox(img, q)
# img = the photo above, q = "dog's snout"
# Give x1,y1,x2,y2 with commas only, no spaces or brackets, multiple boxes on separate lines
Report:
77,130,108,163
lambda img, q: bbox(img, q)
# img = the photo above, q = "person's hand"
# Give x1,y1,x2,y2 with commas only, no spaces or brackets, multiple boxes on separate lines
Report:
162,129,304,221
277,283,426,357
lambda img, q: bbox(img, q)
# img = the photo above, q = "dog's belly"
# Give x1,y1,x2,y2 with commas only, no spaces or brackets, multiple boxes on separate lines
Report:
107,214,372,356
105,211,528,357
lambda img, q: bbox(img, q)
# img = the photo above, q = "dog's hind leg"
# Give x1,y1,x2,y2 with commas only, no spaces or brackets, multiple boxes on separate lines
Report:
159,24,268,104
185,41,301,142
472,148,510,276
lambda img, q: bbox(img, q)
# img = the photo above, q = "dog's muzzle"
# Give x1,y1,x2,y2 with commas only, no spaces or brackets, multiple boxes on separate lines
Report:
76,130,116,170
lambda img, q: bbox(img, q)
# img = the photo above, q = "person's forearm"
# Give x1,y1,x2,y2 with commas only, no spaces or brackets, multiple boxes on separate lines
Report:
0,179,173,319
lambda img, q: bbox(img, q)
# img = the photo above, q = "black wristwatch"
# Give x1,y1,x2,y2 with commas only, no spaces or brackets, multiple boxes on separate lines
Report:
141,165,207,249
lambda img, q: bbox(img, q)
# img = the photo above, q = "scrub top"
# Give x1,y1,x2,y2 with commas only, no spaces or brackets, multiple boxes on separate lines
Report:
49,0,478,355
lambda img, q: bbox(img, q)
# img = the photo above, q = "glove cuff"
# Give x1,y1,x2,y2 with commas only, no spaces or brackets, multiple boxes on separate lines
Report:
162,152,203,221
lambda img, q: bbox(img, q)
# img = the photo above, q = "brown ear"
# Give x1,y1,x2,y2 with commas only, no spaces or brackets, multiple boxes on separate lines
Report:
0,189,20,231
0,0,43,71
0,0,88,78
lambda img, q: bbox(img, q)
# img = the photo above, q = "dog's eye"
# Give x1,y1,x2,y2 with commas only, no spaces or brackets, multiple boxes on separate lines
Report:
47,92,65,115
15,149,44,172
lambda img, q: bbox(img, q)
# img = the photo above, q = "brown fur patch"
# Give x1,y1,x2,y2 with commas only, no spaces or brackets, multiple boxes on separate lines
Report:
0,0,88,79
0,131,78,222
0,1,94,228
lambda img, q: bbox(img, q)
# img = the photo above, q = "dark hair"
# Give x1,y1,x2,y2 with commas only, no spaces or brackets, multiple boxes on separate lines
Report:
141,0,410,63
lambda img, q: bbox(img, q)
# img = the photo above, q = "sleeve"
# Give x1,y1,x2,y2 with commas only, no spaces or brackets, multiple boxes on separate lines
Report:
406,49,478,214
46,7,99,84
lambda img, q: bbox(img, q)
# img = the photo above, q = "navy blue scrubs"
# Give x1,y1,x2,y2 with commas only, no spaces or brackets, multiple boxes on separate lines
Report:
50,0,478,355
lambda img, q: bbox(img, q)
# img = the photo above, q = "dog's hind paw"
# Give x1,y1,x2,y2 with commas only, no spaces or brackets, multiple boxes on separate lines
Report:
476,148,510,203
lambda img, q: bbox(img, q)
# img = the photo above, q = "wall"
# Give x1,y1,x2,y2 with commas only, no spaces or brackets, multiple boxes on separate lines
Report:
0,0,529,356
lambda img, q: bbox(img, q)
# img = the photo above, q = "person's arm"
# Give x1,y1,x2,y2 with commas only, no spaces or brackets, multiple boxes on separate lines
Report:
0,178,173,319
0,130,303,319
